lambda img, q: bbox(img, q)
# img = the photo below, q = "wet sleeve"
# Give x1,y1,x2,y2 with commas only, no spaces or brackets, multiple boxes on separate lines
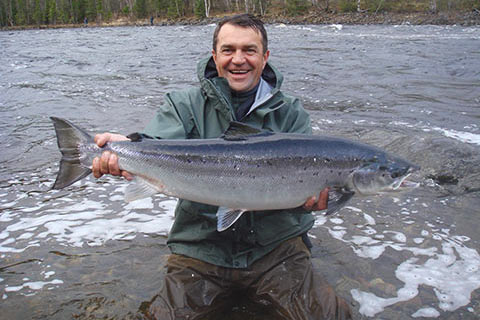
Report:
284,97,313,135
140,94,188,140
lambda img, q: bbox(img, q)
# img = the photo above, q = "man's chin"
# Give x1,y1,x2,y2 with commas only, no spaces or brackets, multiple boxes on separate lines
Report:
227,79,254,93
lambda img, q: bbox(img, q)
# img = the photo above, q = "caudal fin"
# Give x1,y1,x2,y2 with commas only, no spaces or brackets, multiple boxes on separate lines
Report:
50,117,93,189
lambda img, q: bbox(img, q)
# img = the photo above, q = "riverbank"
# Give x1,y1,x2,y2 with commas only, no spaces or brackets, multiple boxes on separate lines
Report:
2,9,479,31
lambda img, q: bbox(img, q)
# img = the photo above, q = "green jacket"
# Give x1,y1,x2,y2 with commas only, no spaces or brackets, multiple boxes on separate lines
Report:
142,56,315,268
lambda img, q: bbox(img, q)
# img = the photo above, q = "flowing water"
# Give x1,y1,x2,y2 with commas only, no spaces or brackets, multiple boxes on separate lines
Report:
1,24,479,319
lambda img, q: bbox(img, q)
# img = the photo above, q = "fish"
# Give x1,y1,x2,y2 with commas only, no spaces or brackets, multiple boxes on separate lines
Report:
50,117,419,232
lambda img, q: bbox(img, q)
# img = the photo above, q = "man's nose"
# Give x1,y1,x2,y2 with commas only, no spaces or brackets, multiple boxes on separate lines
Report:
232,50,246,64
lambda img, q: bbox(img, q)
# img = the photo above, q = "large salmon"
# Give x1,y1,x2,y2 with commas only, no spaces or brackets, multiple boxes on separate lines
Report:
51,117,419,231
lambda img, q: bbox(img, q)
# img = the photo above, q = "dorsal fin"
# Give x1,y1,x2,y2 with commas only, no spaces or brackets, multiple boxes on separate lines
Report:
221,121,273,141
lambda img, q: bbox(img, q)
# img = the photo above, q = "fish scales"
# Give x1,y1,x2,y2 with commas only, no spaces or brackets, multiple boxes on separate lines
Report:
50,117,419,231
98,137,373,210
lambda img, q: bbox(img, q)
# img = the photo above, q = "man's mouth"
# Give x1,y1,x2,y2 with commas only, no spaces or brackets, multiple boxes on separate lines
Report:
229,70,249,74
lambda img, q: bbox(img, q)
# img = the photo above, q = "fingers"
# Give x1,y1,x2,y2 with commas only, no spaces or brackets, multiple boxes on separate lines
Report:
303,188,329,212
92,157,102,178
92,133,132,180
316,188,329,211
303,196,317,211
108,153,120,176
94,133,110,147
92,151,129,179
122,171,134,181
100,151,112,174
94,132,129,147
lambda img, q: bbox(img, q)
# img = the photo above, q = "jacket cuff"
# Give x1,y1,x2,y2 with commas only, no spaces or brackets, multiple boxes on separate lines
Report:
126,132,156,142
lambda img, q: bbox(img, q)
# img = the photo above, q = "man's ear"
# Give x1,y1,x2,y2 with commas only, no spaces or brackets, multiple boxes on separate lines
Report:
262,50,270,68
212,49,217,63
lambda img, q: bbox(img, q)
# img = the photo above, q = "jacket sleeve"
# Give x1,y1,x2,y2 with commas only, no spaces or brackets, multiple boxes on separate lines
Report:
285,97,312,135
141,93,189,140
273,95,312,135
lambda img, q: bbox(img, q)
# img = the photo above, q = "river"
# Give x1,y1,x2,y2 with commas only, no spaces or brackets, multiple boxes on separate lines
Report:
1,23,479,319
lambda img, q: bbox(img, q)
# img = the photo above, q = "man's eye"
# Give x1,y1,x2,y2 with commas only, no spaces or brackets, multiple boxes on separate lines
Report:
222,48,232,54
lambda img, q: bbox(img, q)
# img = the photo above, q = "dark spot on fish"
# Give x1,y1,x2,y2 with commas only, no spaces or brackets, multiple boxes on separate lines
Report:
187,159,192,164
313,172,319,176
299,179,303,183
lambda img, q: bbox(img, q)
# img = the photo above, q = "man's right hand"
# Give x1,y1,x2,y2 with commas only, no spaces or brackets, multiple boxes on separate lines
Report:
92,133,133,180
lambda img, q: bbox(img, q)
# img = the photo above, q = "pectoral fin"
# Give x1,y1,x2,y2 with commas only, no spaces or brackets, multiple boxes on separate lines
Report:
216,207,246,232
326,188,355,215
125,177,162,202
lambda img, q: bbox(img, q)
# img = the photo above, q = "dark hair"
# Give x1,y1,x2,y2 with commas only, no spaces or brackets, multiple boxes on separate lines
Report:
212,14,268,54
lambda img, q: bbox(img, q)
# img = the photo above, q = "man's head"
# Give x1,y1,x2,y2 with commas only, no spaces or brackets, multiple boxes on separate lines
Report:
212,14,270,93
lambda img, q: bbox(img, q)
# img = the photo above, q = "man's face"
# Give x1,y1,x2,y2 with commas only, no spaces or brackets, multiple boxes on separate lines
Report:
212,23,270,93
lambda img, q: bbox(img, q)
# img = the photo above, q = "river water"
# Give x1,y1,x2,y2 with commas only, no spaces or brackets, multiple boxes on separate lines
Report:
1,24,479,319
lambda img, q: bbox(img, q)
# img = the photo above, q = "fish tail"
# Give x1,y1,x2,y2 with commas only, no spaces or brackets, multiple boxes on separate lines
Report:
50,117,93,190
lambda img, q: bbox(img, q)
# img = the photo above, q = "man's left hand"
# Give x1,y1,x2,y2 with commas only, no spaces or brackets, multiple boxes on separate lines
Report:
303,188,329,211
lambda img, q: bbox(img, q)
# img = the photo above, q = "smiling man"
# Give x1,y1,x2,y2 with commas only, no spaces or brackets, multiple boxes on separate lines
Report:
212,21,269,93
92,14,351,320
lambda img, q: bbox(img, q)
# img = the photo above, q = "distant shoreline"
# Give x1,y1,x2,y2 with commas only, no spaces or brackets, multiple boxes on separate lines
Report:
2,10,479,31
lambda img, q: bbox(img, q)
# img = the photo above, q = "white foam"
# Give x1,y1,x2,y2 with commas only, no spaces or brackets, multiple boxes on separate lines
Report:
349,232,480,317
316,199,480,317
5,279,63,293
1,197,176,252
363,213,376,225
412,307,441,317
431,127,480,146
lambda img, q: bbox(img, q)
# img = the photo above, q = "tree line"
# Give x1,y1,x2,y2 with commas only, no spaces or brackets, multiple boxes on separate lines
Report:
1,0,478,27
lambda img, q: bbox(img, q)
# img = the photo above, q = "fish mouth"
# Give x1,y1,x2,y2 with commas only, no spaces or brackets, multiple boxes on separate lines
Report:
391,171,420,191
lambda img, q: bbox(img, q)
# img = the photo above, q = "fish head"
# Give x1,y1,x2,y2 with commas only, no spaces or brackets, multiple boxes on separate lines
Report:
349,157,420,195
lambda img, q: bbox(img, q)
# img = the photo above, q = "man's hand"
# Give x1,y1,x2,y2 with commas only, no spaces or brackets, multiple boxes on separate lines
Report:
92,133,133,180
303,188,329,211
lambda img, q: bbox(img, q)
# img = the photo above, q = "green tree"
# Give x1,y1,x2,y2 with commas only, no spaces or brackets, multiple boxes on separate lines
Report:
47,0,57,23
72,0,86,23
338,0,357,12
194,0,205,17
286,0,309,15
8,0,18,25
156,0,168,16
33,0,43,24
0,0,8,26
85,0,96,20
96,0,103,19
58,0,72,23
134,0,147,18
15,0,27,24
167,0,184,17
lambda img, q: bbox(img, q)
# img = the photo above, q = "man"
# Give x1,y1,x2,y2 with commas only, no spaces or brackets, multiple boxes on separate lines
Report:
93,14,351,320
